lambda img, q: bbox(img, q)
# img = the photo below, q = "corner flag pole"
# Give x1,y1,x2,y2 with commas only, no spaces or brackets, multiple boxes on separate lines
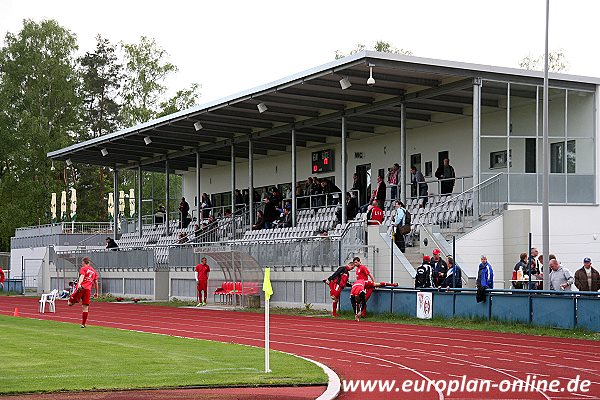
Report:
263,267,273,373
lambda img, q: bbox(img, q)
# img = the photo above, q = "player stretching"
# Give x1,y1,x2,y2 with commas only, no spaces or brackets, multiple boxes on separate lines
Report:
325,262,355,317
350,279,398,321
195,257,210,306
68,257,99,328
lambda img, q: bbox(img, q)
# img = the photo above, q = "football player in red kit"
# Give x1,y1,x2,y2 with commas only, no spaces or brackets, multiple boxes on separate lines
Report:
325,262,355,316
350,279,398,321
68,257,99,328
195,257,210,306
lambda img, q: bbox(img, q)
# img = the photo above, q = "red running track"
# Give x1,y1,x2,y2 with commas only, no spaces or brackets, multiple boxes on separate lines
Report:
1,297,599,400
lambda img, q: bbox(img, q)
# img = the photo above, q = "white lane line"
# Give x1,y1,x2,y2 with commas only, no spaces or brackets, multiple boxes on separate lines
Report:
497,358,512,362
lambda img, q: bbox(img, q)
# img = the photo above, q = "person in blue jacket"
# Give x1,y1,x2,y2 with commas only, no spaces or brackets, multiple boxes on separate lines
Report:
442,256,462,288
477,255,494,289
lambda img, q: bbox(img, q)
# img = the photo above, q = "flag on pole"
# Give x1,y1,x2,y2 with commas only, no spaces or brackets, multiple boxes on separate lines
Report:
263,267,273,373
263,267,273,300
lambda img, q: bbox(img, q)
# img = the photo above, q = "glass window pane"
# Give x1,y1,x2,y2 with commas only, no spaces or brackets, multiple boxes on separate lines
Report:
567,90,594,138
481,81,507,136
567,175,595,203
549,175,566,203
548,88,566,137
550,141,564,173
481,137,508,174
509,174,538,203
568,138,594,175
510,84,537,136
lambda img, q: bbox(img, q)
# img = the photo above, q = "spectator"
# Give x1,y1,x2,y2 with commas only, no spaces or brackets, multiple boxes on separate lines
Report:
105,237,119,250
263,197,278,229
372,174,386,210
512,252,528,289
279,205,292,228
477,256,494,288
207,214,215,225
200,193,212,218
366,200,383,225
252,210,265,230
154,205,166,226
242,189,250,206
193,224,201,241
177,232,189,244
575,257,600,292
234,189,244,209
393,200,407,253
415,255,434,288
352,173,364,206
336,192,358,223
526,247,543,290
442,256,462,288
410,166,427,207
179,197,190,228
295,185,306,209
434,158,456,195
387,163,400,199
549,258,574,291
430,249,448,287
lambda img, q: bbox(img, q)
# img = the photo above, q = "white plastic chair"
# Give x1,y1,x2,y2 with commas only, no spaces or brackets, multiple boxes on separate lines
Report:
39,289,58,313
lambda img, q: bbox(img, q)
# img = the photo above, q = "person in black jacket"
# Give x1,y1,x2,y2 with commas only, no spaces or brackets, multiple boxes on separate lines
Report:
415,256,434,288
434,158,456,195
430,249,448,287
105,237,119,250
442,256,462,288
263,197,278,229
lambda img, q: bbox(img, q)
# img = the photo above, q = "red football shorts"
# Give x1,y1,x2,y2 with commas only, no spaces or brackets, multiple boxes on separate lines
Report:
69,287,91,305
197,279,208,293
329,274,348,300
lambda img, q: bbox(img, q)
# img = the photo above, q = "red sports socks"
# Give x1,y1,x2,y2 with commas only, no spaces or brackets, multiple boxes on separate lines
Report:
332,300,338,316
82,312,88,326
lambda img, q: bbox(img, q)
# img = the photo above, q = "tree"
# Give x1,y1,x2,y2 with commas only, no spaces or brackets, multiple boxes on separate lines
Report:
157,83,200,117
518,49,569,72
335,40,412,59
0,19,81,250
76,35,122,222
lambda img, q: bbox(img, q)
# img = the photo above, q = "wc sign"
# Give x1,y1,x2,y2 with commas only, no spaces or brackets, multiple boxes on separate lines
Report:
417,292,433,319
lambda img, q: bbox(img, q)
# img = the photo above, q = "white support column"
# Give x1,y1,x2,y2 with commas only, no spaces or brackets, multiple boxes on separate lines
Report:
165,159,170,236
113,167,118,240
137,165,143,238
542,0,550,290
341,116,347,224
472,77,482,220
196,152,201,219
291,127,297,226
249,139,254,227
400,103,407,204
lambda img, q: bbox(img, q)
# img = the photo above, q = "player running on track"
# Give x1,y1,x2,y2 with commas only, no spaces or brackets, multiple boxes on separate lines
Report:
68,257,99,328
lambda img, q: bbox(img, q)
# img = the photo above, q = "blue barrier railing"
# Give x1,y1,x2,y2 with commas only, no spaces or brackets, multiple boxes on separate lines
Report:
339,286,600,332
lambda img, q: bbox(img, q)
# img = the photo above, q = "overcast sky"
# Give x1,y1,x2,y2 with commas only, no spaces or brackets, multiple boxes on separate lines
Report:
1,0,598,103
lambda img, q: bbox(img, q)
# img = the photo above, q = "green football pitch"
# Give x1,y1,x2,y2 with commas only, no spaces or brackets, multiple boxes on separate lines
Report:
0,315,326,394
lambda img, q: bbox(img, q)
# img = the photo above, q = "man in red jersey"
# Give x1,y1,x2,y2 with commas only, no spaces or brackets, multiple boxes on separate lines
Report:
354,257,375,282
367,200,384,225
195,257,211,306
350,279,398,321
68,257,98,328
0,265,5,289
325,262,355,317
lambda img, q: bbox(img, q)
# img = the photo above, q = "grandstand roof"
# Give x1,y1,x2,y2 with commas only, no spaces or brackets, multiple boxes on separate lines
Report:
48,51,600,172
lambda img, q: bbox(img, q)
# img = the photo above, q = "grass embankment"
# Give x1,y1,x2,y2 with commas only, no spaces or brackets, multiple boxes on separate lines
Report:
0,315,326,395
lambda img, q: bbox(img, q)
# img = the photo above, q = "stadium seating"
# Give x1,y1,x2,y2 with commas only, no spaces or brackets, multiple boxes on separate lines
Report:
213,281,259,304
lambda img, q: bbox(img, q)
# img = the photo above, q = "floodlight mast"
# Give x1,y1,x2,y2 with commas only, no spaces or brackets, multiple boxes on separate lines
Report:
542,0,550,291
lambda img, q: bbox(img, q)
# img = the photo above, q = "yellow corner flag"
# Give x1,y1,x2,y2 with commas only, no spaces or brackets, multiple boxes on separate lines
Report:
263,267,273,300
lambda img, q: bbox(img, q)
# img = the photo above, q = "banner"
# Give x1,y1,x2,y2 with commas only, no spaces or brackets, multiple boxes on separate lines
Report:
70,188,77,221
416,292,433,319
51,193,57,222
60,191,67,221
118,190,125,215
108,193,114,222
129,188,136,218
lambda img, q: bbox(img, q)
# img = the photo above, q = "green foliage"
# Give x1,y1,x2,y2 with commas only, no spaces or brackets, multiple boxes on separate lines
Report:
0,19,81,249
0,315,326,394
518,49,569,72
335,40,412,59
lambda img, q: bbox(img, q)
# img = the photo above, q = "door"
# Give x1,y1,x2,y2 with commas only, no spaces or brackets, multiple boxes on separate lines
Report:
355,164,371,205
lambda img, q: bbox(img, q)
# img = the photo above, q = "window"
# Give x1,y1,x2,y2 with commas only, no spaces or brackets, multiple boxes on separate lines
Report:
410,154,421,173
550,142,564,173
490,150,507,169
567,140,576,173
425,161,432,178
525,138,536,173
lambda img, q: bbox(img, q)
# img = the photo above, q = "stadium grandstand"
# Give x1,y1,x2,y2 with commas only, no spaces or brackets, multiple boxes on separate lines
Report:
7,51,600,308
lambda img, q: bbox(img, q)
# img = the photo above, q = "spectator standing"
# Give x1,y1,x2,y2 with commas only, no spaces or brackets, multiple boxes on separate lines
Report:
263,197,278,229
434,158,456,195
393,200,407,253
430,249,448,287
549,259,574,291
575,257,600,292
526,247,543,290
415,255,434,288
512,253,528,289
387,163,400,199
234,189,244,210
336,192,358,223
372,175,386,210
352,173,364,206
105,237,119,250
476,255,494,303
410,166,427,207
179,197,190,228
195,257,210,306
68,257,99,328
442,256,462,288
200,193,212,218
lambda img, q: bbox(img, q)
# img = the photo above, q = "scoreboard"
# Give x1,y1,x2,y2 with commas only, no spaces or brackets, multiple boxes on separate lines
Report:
312,149,334,173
